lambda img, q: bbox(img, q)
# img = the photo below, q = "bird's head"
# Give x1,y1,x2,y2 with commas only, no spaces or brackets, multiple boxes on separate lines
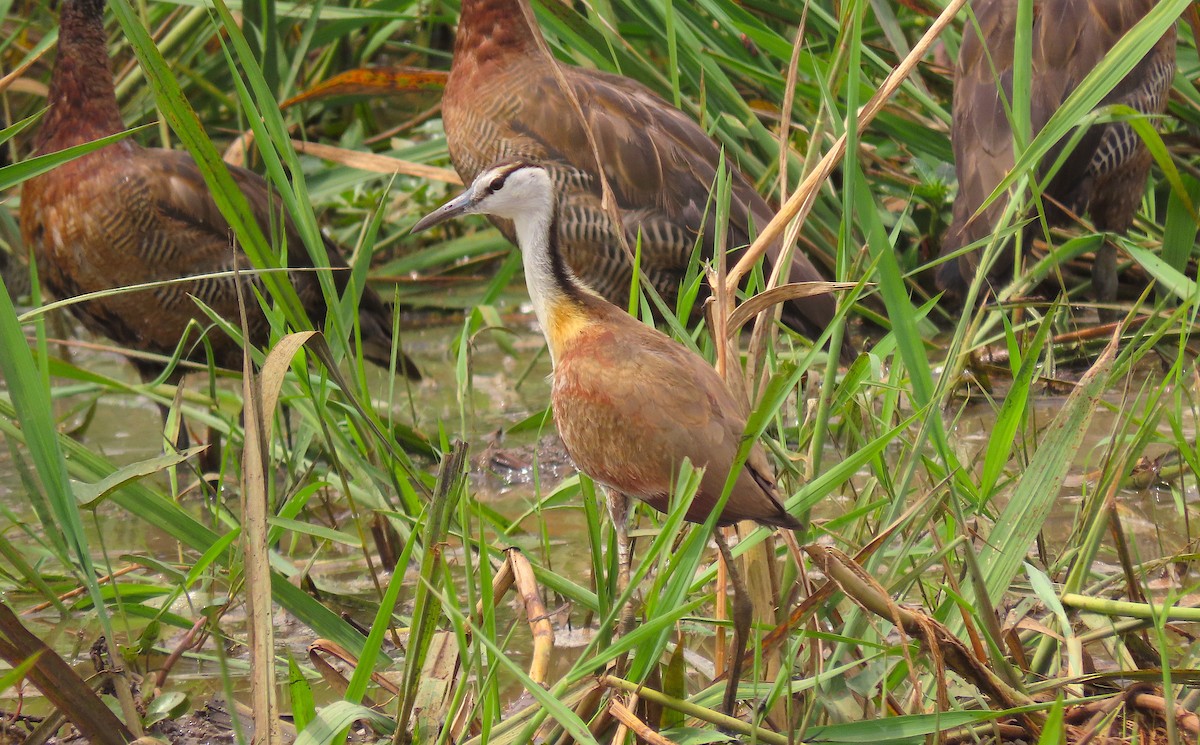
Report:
411,160,554,233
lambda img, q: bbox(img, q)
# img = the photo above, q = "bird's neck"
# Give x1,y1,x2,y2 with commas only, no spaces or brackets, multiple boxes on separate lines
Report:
454,0,545,73
39,0,124,151
512,202,593,365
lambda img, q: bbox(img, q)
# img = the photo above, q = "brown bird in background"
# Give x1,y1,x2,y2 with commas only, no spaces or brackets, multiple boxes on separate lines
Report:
440,0,836,340
0,249,29,300
20,0,420,391
938,0,1176,307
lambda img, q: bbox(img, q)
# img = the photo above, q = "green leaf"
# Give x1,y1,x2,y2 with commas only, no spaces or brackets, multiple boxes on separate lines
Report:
295,701,396,745
144,691,189,727
72,447,204,508
0,125,149,191
287,654,315,732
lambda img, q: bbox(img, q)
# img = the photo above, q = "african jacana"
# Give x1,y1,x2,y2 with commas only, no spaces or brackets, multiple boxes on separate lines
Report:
20,0,420,394
412,160,802,716
440,0,836,341
938,0,1176,309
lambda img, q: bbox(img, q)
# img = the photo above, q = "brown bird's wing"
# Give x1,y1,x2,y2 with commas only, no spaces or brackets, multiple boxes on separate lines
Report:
1034,0,1175,231
139,149,419,377
445,57,835,337
939,0,1176,295
552,309,799,529
552,66,834,335
939,0,1018,293
24,144,417,378
22,142,248,370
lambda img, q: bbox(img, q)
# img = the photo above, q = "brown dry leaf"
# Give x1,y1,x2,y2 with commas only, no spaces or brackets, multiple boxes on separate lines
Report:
281,66,448,109
726,281,858,335
413,632,467,738
0,605,134,744
291,140,461,184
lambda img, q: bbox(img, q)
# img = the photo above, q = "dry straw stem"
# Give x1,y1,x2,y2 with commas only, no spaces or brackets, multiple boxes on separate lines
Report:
969,315,1148,367
722,487,934,676
942,685,1200,744
152,616,209,695
776,3,810,208
221,132,463,184
0,42,50,95
240,281,281,745
601,674,790,745
751,0,817,366
242,329,395,742
472,548,554,686
1065,689,1200,742
1116,689,1200,735
22,563,145,615
724,0,970,296
290,140,462,185
505,548,555,686
307,638,396,700
726,281,860,337
804,545,1035,714
608,698,677,745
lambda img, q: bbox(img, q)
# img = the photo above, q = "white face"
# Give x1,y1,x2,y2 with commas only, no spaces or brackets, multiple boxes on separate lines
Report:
411,161,555,236
470,165,553,221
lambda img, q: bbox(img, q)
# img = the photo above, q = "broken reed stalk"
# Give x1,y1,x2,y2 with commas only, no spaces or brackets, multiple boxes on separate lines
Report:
393,441,467,741
724,0,970,296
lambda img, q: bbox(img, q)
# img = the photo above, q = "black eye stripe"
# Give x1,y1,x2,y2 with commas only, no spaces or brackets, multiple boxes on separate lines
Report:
484,163,535,195
487,170,511,194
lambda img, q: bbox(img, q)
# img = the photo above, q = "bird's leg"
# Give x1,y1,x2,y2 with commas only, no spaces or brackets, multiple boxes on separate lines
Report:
171,395,222,482
714,530,751,719
1094,237,1119,324
156,400,188,451
605,488,636,638
138,363,222,478
157,398,222,497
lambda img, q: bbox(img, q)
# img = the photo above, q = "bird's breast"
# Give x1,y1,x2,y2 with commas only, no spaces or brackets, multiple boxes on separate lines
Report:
549,325,672,498
538,294,595,362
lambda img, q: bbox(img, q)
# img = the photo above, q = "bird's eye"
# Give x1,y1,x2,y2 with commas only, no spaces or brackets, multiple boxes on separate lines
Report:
487,176,504,193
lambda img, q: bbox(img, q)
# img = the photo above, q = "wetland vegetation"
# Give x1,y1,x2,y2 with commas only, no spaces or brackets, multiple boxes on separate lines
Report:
1,0,1200,742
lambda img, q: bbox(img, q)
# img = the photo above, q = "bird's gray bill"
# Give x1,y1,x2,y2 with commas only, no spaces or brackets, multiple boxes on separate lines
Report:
411,188,477,234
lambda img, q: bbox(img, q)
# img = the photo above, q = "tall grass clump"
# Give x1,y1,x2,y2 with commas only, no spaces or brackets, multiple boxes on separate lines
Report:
0,0,1198,742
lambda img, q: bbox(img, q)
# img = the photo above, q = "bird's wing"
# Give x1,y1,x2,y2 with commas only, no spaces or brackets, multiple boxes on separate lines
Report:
1035,0,1175,214
942,0,1018,272
136,150,413,374
526,66,834,330
554,316,789,525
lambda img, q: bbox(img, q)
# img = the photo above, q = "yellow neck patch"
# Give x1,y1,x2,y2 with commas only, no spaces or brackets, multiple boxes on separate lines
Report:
543,295,592,360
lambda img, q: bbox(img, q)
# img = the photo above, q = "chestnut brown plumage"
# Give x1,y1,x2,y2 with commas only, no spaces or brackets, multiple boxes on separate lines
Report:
441,0,835,340
413,160,801,716
938,0,1176,302
20,0,419,384
551,314,801,529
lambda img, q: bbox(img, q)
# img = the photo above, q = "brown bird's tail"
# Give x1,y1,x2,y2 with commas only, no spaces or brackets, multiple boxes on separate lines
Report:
758,508,805,532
